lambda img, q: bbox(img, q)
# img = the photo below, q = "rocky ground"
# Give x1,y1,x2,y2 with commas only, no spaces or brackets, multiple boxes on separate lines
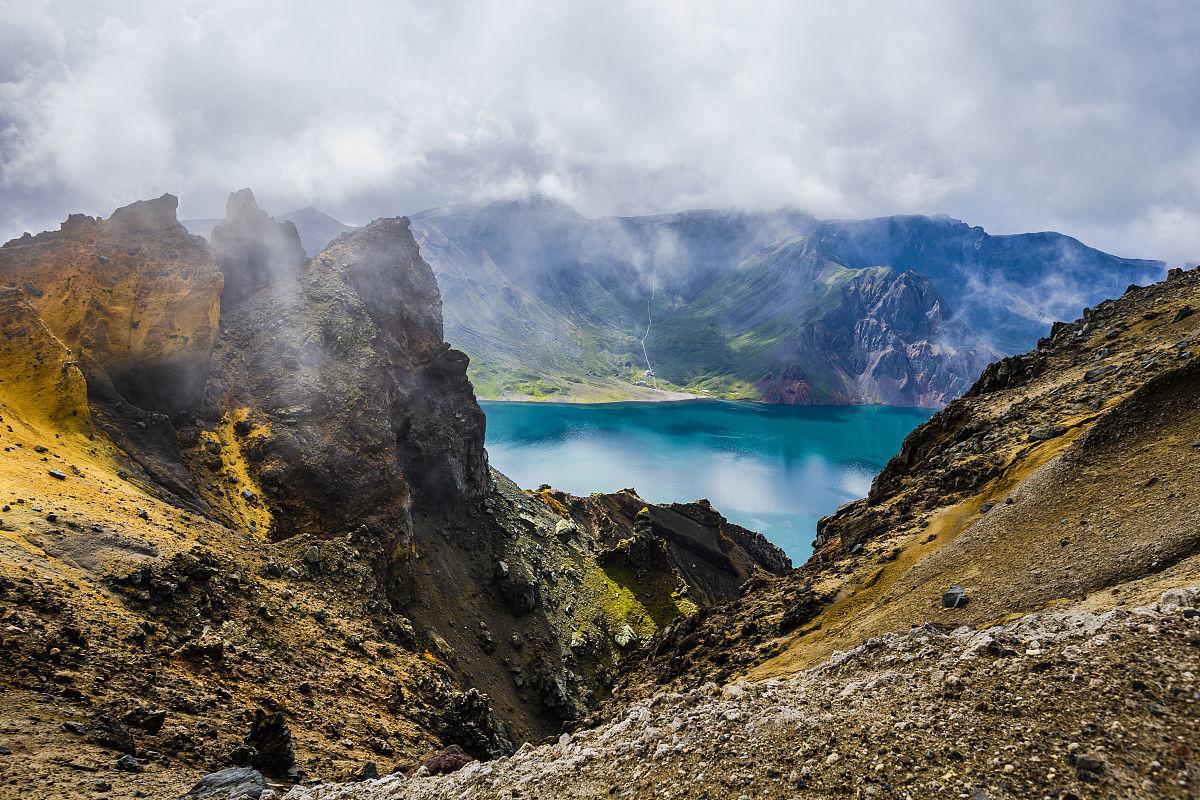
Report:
0,192,788,798
283,588,1200,800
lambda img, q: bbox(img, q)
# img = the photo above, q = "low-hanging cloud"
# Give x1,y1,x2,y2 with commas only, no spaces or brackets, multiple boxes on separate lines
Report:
2,0,1198,263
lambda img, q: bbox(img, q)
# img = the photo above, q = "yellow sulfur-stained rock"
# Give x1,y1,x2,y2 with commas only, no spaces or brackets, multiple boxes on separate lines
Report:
0,194,222,413
0,286,89,431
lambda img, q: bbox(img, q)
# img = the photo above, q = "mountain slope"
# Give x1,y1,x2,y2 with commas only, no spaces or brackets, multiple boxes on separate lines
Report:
611,265,1200,699
285,267,1200,800
409,198,1163,405
815,214,1165,352
0,193,788,797
285,592,1200,799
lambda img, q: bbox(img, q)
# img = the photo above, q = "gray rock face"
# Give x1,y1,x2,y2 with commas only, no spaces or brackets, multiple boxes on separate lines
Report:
206,208,488,549
183,767,268,799
755,264,993,406
211,188,308,306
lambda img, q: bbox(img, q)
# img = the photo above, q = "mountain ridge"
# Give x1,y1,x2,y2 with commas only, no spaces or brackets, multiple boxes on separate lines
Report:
411,197,1163,405
190,196,1163,408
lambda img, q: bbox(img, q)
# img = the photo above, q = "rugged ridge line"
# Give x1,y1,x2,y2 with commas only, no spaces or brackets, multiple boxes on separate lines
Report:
0,192,790,797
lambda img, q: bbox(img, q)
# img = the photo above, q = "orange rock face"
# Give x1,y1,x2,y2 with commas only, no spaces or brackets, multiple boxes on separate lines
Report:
0,194,222,413
0,286,89,430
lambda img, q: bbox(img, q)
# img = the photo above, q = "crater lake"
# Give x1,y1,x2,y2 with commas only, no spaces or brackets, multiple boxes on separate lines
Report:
481,400,934,561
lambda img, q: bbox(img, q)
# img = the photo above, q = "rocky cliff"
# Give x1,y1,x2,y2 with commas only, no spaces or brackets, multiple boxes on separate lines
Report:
271,268,1200,800
0,193,789,798
0,194,222,415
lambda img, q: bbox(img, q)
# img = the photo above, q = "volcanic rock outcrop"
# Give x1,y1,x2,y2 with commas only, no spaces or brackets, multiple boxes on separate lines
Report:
0,194,222,415
210,189,308,306
0,192,790,798
196,196,487,546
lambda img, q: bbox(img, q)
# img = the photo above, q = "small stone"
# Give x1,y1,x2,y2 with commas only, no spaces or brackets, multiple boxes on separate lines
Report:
1074,753,1107,780
554,518,578,540
115,754,140,772
1173,305,1194,322
941,584,969,608
614,624,639,648
1028,424,1067,441
48,469,67,480
0,745,11,756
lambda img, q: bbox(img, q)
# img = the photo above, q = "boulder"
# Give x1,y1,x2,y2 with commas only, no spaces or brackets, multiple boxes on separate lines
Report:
941,584,969,609
182,767,268,799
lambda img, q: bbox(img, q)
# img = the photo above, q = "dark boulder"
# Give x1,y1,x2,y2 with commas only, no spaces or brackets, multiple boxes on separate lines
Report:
87,712,136,755
941,584,969,608
230,709,297,781
409,744,474,777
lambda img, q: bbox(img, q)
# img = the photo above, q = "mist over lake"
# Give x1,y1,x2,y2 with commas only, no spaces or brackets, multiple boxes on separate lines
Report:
482,400,934,561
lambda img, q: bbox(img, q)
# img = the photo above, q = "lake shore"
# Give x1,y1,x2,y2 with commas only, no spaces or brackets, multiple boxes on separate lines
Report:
481,399,934,560
483,386,705,403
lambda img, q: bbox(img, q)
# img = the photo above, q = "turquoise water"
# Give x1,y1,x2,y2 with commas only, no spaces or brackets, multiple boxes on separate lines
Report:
481,400,934,562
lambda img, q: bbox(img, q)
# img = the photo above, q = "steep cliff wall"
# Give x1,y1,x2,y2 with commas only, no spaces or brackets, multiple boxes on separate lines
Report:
0,195,222,415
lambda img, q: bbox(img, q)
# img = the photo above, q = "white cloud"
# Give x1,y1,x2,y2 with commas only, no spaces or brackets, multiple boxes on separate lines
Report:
1,0,1198,262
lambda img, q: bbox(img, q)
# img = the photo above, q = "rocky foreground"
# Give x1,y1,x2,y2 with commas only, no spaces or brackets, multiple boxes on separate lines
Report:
284,588,1200,799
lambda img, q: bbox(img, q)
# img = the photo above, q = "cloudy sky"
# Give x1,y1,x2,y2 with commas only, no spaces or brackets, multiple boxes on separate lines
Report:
2,1,1198,262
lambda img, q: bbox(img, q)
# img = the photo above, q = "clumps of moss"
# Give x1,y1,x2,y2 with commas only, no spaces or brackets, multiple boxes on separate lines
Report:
534,489,570,519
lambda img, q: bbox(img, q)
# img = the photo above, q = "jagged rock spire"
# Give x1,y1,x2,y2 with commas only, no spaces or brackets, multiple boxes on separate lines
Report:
210,188,308,305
